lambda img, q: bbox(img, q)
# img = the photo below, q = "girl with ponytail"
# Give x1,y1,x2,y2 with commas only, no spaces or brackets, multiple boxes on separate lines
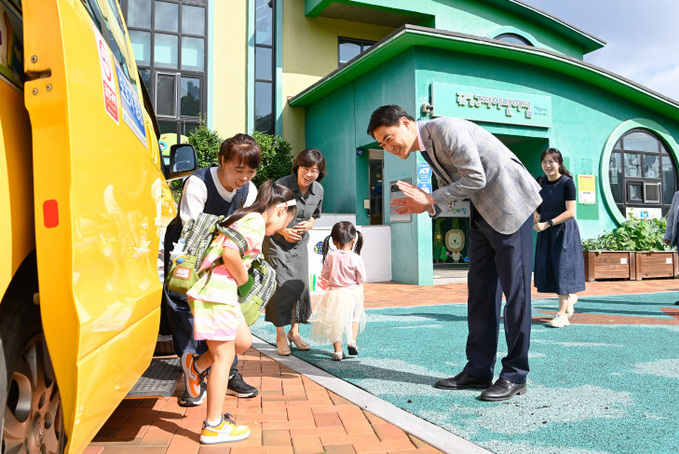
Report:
309,221,367,361
185,180,296,444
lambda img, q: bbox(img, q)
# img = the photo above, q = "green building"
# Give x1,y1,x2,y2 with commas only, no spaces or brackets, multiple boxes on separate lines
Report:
122,0,679,285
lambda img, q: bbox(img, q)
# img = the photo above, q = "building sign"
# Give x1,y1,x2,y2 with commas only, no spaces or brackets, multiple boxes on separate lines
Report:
577,174,596,205
431,83,552,128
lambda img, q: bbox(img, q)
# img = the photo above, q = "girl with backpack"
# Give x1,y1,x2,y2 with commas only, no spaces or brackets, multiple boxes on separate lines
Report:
309,221,367,361
185,180,297,444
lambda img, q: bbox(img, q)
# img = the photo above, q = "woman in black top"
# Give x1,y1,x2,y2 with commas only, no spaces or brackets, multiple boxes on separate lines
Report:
533,148,586,328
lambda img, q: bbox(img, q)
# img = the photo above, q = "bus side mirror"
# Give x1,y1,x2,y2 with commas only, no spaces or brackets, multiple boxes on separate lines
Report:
164,144,198,180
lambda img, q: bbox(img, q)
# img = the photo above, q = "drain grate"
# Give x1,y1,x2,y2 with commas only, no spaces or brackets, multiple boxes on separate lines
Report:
126,356,181,399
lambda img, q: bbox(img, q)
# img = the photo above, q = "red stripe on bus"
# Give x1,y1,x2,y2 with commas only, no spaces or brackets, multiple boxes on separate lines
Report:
43,200,59,228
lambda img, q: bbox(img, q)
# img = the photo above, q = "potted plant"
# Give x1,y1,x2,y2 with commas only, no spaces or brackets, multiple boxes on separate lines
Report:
581,217,677,281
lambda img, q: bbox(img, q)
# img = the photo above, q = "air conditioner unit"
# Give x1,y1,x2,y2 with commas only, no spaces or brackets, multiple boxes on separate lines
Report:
643,182,661,203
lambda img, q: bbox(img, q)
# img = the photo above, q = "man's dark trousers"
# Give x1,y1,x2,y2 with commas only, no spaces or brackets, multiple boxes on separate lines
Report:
464,205,533,384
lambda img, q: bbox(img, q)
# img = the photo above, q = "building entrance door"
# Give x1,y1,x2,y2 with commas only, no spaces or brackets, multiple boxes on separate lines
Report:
368,149,384,225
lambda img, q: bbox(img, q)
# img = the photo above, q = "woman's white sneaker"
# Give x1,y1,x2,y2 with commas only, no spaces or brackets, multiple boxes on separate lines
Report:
566,294,578,318
547,312,570,328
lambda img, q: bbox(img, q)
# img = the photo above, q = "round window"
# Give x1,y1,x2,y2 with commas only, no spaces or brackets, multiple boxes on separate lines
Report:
608,129,677,217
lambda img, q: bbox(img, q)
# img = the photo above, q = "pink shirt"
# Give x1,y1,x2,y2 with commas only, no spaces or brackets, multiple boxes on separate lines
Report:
321,250,367,289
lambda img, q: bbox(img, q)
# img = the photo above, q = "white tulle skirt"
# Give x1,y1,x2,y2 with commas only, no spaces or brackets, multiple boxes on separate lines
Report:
309,286,366,344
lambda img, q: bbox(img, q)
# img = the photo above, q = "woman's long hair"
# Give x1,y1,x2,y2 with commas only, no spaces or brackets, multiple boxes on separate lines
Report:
221,180,296,227
321,221,363,263
538,148,572,184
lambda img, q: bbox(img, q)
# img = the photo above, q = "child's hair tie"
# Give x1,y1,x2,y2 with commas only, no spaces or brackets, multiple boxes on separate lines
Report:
276,199,297,208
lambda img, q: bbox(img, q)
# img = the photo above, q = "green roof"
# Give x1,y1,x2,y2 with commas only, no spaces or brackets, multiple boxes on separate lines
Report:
288,25,679,122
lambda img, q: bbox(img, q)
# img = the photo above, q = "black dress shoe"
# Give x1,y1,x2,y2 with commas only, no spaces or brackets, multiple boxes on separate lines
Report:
435,372,492,390
479,378,526,401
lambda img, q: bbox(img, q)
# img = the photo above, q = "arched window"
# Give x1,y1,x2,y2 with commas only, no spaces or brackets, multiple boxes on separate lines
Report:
608,129,677,217
495,33,532,46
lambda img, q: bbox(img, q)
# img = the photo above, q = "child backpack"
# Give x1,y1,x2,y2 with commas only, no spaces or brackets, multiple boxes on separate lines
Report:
218,226,277,326
165,212,224,294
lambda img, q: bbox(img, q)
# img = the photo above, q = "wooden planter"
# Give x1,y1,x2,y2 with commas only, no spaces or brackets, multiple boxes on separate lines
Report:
634,251,679,280
583,251,636,282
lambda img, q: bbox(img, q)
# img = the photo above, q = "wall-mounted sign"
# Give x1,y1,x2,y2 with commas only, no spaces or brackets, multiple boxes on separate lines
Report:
626,207,662,220
577,174,596,205
417,181,432,193
431,83,552,128
389,179,413,223
417,162,432,181
439,200,471,218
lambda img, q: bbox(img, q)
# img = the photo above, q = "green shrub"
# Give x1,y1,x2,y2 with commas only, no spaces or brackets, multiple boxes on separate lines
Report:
188,120,223,169
251,130,294,186
582,216,668,252
171,125,294,202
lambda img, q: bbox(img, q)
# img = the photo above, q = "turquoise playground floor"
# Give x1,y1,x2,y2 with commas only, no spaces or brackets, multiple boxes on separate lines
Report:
251,292,679,454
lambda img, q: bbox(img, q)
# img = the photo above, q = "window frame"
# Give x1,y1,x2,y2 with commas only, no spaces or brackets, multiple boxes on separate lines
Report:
254,0,276,134
606,127,677,220
121,0,208,139
494,33,532,46
338,36,376,67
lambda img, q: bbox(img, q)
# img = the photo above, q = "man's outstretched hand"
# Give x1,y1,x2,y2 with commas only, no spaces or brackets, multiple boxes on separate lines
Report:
389,180,435,214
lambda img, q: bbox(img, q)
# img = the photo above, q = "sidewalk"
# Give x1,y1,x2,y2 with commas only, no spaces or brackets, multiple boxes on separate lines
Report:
86,278,678,454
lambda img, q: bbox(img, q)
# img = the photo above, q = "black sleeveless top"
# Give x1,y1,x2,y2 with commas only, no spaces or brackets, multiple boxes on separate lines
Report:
163,166,250,268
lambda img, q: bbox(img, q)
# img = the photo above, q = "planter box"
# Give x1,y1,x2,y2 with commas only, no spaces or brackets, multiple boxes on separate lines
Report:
583,251,636,282
634,251,679,280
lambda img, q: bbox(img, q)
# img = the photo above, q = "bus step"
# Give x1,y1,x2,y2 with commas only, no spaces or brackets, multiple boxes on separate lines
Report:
154,334,175,356
125,356,181,399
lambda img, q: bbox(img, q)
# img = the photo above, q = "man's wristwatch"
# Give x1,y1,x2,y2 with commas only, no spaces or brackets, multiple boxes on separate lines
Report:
547,220,554,226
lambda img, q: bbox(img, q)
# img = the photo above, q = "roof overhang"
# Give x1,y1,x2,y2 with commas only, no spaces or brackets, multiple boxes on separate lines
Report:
289,25,679,123
308,1,430,28
305,0,605,53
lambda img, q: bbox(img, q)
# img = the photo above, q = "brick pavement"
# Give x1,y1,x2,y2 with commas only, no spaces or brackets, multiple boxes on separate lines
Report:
86,278,678,454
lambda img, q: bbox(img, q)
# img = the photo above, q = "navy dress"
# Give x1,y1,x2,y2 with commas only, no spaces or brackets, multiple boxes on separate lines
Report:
534,175,586,294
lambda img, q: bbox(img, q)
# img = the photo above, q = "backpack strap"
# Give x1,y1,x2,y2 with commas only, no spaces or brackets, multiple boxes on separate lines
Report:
181,213,224,270
218,225,248,257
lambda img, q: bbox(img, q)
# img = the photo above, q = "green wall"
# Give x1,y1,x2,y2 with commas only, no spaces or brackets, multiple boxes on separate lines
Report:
302,42,679,285
411,46,679,240
305,49,432,284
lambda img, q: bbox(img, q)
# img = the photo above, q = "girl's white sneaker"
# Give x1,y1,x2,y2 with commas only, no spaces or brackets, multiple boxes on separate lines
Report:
547,312,570,328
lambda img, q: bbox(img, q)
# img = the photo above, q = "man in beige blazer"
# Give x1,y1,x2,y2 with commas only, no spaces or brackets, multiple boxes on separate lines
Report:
368,105,542,401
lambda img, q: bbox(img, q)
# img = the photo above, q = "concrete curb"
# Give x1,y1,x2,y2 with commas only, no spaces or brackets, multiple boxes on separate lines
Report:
252,336,491,454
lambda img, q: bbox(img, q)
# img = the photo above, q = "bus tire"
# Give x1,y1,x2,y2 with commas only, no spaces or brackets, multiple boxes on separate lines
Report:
1,253,66,453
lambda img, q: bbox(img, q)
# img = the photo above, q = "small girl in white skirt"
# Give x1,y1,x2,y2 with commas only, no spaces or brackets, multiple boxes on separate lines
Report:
309,221,367,360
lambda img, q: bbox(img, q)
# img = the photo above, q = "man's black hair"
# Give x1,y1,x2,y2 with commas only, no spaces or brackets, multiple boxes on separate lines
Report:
367,105,415,138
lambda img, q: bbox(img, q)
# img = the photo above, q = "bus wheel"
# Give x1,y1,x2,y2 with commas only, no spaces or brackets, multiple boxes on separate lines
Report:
2,331,65,454
1,252,65,454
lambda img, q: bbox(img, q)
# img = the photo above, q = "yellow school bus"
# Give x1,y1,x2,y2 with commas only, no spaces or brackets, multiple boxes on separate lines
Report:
0,1,195,452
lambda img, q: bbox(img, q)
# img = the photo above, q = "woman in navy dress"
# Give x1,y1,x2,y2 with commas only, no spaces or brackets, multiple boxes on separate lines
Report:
533,148,586,328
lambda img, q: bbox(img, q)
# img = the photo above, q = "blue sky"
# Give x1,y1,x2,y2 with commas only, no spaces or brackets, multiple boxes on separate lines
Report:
525,0,679,101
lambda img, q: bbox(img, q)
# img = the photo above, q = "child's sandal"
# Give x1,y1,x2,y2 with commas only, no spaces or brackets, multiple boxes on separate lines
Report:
333,352,344,361
347,344,359,356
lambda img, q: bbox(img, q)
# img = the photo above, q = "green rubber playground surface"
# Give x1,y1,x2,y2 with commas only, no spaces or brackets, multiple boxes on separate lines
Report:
251,292,679,454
